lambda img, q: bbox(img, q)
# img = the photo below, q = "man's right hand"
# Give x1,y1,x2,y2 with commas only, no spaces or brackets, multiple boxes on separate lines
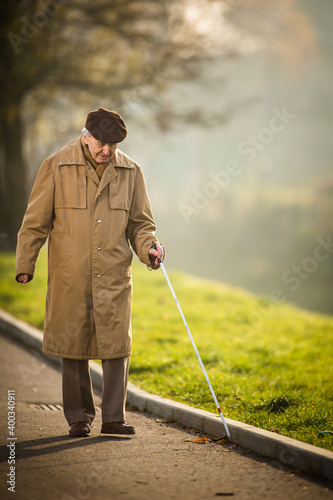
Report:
16,274,30,284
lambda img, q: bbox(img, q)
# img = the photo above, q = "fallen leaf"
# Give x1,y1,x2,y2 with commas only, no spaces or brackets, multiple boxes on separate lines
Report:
193,437,209,443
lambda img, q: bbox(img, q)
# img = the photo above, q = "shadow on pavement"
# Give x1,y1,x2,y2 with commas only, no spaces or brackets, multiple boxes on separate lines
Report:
0,434,132,462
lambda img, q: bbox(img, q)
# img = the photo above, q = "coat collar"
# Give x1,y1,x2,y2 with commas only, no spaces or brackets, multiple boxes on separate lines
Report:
57,136,135,170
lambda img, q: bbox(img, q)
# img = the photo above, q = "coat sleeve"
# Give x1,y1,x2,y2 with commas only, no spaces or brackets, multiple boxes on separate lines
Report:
126,167,158,266
15,159,55,281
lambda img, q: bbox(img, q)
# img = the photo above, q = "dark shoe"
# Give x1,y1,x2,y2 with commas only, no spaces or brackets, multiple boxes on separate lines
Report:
69,421,90,437
101,422,135,435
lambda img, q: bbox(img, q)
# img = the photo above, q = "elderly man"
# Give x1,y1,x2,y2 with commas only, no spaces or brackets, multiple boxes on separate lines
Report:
16,107,164,437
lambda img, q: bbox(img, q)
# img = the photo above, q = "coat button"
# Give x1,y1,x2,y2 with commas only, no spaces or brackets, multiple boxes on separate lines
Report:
98,192,101,196
97,219,101,223
97,246,101,251
97,274,101,278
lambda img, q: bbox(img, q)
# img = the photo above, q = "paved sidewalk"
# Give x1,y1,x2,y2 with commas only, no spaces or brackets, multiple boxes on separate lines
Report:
0,332,332,500
1,308,333,480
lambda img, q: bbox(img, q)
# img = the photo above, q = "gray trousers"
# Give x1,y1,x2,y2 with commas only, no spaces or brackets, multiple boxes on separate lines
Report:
62,357,129,425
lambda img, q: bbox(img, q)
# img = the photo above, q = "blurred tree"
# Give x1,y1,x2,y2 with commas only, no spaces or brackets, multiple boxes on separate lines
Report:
0,0,218,249
0,0,173,248
0,0,260,249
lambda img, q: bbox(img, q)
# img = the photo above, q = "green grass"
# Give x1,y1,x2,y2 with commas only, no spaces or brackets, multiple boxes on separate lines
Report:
1,248,333,451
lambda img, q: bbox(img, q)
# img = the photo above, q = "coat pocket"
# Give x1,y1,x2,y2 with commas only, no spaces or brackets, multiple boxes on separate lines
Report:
109,188,131,237
109,187,131,211
109,168,134,211
109,197,130,232
109,199,131,211
54,167,87,209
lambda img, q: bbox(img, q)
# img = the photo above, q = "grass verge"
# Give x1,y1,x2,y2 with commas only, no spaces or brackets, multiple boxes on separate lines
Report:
1,248,332,451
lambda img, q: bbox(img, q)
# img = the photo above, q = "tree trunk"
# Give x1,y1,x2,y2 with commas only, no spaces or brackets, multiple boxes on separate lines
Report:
0,106,28,251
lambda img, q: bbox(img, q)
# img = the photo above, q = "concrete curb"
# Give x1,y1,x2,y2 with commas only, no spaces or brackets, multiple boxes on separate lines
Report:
1,308,332,480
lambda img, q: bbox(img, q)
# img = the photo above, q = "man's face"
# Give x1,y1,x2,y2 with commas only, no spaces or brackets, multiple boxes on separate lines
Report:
83,134,118,163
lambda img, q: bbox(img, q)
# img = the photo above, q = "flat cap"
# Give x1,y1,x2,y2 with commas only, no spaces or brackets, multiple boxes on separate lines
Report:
85,107,127,143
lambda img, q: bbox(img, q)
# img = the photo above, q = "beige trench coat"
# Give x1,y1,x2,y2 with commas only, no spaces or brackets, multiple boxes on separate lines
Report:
15,136,159,360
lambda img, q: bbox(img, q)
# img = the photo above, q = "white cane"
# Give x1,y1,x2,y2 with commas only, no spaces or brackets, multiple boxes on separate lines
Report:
153,244,231,439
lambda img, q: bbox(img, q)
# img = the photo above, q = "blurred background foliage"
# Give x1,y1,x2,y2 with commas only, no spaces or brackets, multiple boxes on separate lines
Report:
0,0,332,314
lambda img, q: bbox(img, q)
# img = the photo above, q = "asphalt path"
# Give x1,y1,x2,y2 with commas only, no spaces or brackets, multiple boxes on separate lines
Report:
0,332,332,500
